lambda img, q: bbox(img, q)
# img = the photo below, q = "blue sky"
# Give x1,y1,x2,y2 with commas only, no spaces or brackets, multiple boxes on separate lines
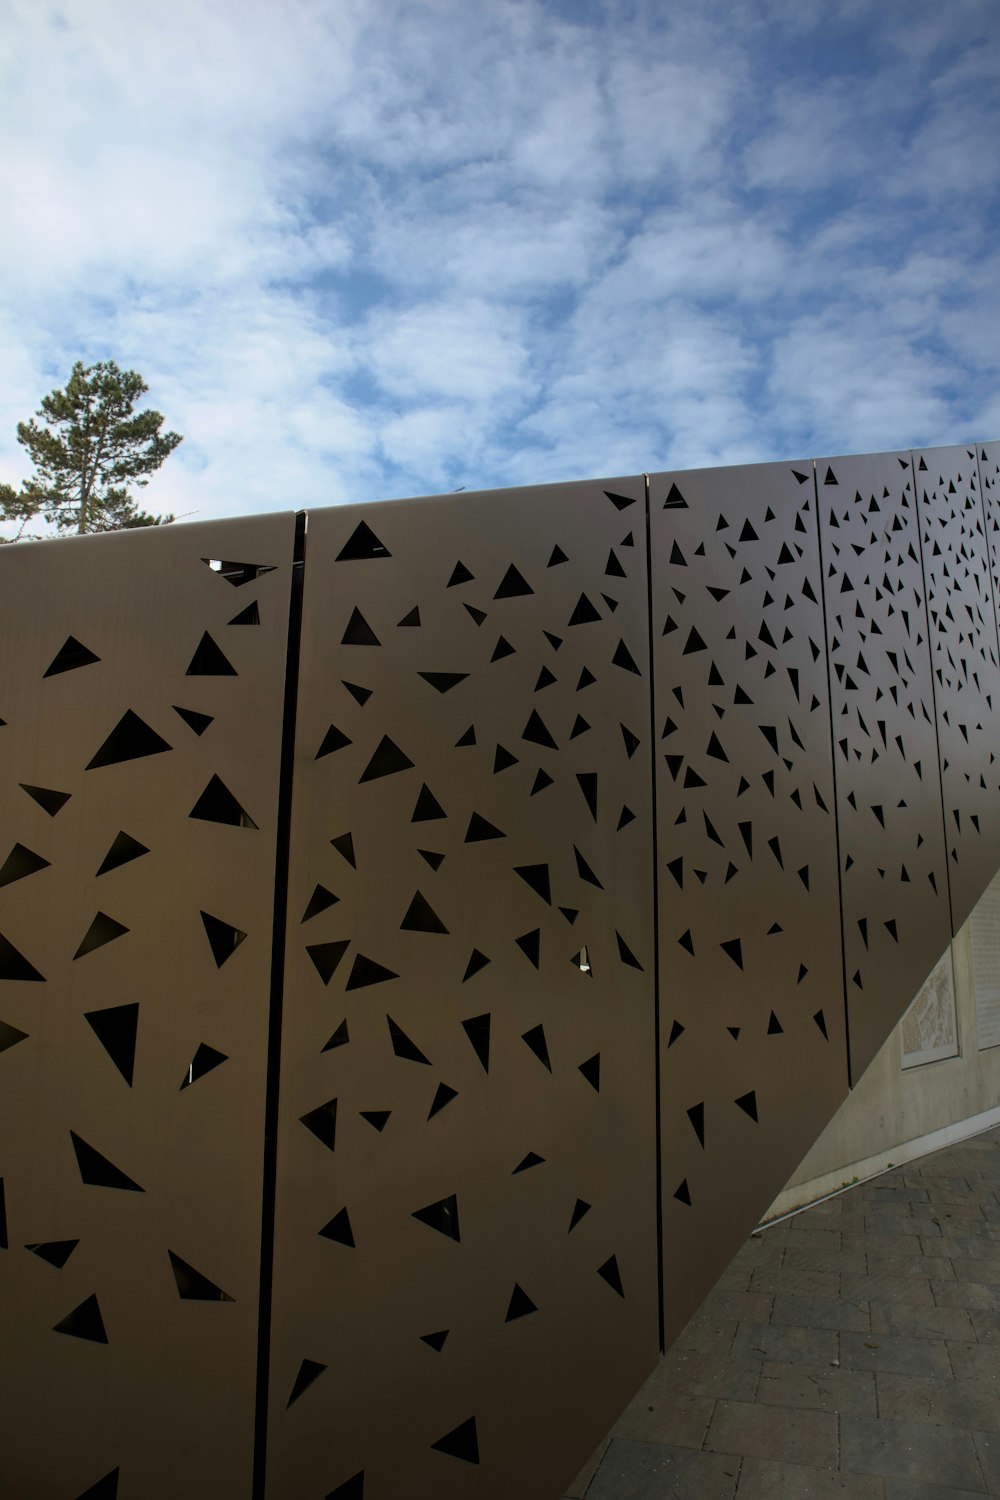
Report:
1,0,998,528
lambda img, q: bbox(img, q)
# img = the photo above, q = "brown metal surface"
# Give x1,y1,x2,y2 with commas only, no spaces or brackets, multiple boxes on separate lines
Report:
266,482,658,1500
649,461,847,1347
979,442,1000,675
0,516,295,1499
914,446,1000,932
816,451,950,1079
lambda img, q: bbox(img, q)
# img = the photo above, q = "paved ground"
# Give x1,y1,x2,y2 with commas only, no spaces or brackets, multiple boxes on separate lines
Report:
566,1126,1000,1499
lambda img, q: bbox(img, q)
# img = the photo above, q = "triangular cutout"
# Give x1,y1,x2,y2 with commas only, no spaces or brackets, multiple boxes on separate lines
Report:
420,1329,449,1351
71,1131,143,1191
578,1053,600,1091
179,1043,228,1089
168,1249,233,1300
343,681,373,706
306,940,349,984
412,1194,460,1242
324,1472,365,1499
43,635,101,677
360,1109,391,1132
0,842,51,887
342,607,380,646
398,606,421,627
53,1294,107,1343
388,1015,430,1064
521,1023,551,1070
228,601,260,625
428,1082,458,1118
302,884,339,922
494,564,533,599
346,954,398,989
336,521,391,560
84,1003,138,1085
319,1207,355,1247
462,1013,490,1071
26,1238,79,1268
200,911,247,967
569,1198,591,1231
74,912,129,959
300,1098,338,1150
505,1284,537,1321
86,710,172,769
597,1254,625,1297
189,775,258,827
359,736,414,782
515,929,540,967
419,671,469,694
19,782,70,816
412,784,446,821
96,831,149,876
321,1019,350,1052
288,1358,327,1406
186,632,237,676
172,705,214,736
331,832,356,867
400,891,449,934
448,561,474,586
0,931,44,981
315,725,352,759
75,1469,120,1499
514,863,551,903
465,812,505,842
0,1019,29,1052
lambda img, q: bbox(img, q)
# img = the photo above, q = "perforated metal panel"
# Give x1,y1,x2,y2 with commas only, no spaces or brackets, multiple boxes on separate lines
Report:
816,452,949,1079
914,446,1000,932
266,482,658,1500
979,442,1000,667
649,461,847,1346
0,516,295,1499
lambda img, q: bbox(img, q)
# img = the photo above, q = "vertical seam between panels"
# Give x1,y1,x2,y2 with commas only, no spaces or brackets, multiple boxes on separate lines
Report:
644,471,665,1353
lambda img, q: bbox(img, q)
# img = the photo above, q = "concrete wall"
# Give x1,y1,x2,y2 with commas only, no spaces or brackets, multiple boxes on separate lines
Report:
768,871,1000,1219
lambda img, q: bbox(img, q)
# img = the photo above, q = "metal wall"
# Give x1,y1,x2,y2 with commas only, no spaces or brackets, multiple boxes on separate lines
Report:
2,443,999,1500
0,516,296,1500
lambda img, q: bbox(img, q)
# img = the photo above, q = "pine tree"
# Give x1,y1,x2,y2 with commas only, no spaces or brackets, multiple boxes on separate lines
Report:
0,360,182,540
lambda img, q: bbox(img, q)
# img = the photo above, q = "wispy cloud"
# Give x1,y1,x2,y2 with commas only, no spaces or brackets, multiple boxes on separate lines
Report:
1,0,997,533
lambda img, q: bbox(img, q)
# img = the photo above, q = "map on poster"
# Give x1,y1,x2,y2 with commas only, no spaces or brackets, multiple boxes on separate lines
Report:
900,946,959,1069
972,874,1000,1051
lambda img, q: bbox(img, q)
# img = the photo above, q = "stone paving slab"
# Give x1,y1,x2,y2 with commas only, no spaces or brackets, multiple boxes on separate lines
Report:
564,1126,1000,1499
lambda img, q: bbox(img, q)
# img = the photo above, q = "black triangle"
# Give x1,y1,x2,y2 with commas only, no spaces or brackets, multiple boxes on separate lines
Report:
447,561,474,587
578,1053,600,1091
319,1207,355,1247
616,932,643,970
346,953,398,989
228,599,260,626
505,1283,537,1320
168,1249,233,1300
0,930,44,981
419,671,469,695
26,1237,78,1267
768,1010,783,1034
574,846,604,889
523,709,557,749
604,489,637,511
420,1328,449,1351
515,929,540,967
19,782,70,816
398,606,421,627
71,1132,143,1191
84,1003,138,1085
735,1090,758,1122
576,773,598,820
173,704,214,736
336,521,391,560
428,1082,458,1119
466,812,505,841
54,1294,107,1343
190,775,258,827
201,558,276,587
494,564,533,599
360,1109,391,1132
200,911,246,967
288,1358,327,1406
186,632,237,676
401,891,448,934
300,1098,337,1150
674,1178,692,1205
461,1013,490,1071
388,1015,431,1064
87,710,172,769
548,545,568,566
463,603,486,625
569,1198,591,1230
308,936,352,984
75,1469,119,1500
331,832,356,867
0,842,51,887
325,1472,365,1499
531,768,554,795
491,635,515,661
302,884,339,922
522,1023,550,1070
514,863,551,903
606,548,626,578
568,593,601,625
0,1019,29,1051
577,667,596,690
359,736,414,782
663,483,688,509
179,1043,228,1089
597,1255,624,1297
74,912,129,959
418,849,444,870
456,725,477,746
342,607,380,646
43,635,101,677
431,1416,479,1464
96,831,149,876
412,1194,460,1242
322,1019,350,1052
494,743,519,771
687,1102,705,1147
613,639,641,675
315,725,352,759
